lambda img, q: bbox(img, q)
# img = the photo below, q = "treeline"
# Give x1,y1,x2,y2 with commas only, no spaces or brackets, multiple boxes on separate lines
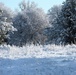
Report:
0,0,76,46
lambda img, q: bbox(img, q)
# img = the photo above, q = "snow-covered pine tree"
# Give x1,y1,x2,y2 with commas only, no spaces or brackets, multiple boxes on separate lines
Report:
47,0,76,45
57,0,76,44
62,0,76,44
0,3,15,44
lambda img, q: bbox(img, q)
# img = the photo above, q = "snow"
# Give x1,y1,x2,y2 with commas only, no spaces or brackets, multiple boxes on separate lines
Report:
0,44,76,75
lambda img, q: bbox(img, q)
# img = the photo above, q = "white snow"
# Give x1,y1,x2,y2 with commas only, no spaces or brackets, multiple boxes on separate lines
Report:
0,44,76,75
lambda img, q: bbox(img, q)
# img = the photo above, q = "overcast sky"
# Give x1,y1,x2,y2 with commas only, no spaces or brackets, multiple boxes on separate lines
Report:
0,0,65,12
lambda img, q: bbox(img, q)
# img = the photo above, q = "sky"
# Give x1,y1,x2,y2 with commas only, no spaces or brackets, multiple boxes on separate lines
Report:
0,0,65,12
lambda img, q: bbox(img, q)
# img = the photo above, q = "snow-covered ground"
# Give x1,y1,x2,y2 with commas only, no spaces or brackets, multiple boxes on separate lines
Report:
0,44,76,75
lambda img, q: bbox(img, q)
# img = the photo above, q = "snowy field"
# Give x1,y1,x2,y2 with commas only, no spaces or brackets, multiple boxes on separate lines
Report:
0,44,76,75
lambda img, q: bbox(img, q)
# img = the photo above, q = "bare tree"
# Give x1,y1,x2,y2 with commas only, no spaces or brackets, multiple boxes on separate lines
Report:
9,1,49,46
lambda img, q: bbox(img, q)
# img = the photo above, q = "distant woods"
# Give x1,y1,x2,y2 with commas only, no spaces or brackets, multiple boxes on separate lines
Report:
0,0,76,46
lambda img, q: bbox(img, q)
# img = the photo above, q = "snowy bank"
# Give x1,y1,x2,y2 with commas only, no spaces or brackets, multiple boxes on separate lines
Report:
0,44,76,59
0,44,76,75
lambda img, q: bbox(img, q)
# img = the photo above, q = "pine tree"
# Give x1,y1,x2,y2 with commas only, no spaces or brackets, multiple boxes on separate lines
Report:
58,0,76,44
47,0,76,45
0,3,15,44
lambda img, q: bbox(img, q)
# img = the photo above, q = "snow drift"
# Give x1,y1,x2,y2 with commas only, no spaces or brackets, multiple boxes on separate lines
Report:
0,44,76,75
0,44,76,59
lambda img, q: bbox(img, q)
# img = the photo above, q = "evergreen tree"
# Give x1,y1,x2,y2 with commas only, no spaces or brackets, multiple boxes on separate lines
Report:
0,3,15,44
47,0,76,45
58,0,76,44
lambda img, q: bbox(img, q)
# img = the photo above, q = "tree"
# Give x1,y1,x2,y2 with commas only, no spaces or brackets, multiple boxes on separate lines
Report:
48,5,62,24
47,0,76,45
0,3,15,44
9,0,49,46
45,5,62,44
56,0,76,44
